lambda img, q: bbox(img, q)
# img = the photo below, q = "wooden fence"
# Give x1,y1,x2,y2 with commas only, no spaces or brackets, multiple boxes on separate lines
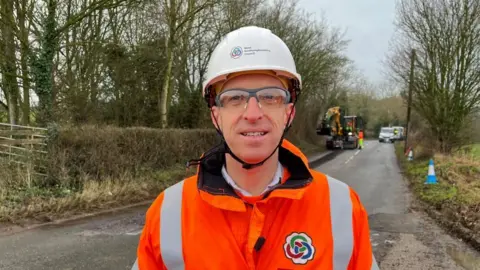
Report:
0,122,48,178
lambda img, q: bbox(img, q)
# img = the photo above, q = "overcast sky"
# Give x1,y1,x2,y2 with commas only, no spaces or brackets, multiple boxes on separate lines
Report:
297,0,397,84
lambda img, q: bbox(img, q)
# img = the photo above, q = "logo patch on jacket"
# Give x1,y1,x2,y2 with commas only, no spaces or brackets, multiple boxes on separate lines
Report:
283,232,315,264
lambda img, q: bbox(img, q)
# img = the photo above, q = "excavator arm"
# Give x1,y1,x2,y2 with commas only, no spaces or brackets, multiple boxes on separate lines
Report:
317,106,344,136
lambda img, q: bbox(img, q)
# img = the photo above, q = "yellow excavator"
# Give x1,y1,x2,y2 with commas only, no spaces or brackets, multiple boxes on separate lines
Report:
316,106,364,150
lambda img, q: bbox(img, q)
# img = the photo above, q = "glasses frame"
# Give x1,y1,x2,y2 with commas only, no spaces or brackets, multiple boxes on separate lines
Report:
214,86,291,109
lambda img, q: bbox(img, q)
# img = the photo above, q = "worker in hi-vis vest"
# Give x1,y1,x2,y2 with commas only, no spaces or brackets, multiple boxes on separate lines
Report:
131,26,380,270
358,129,364,149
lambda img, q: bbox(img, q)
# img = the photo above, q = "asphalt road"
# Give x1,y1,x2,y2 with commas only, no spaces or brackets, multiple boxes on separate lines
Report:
0,207,143,270
0,140,479,270
314,140,480,270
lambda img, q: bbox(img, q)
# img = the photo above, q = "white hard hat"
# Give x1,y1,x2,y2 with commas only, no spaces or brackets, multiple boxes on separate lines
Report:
202,26,302,106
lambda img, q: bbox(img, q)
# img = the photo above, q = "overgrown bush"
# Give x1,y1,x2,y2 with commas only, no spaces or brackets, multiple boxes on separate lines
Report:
42,124,326,187
46,125,221,185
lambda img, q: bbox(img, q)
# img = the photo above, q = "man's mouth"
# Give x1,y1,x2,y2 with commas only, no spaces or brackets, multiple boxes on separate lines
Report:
241,132,267,137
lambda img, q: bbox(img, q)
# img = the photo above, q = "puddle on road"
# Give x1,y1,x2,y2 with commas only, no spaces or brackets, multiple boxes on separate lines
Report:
447,246,480,270
74,213,145,236
368,213,421,234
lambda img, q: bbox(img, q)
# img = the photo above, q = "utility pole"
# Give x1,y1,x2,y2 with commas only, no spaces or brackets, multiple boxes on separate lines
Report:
404,49,416,154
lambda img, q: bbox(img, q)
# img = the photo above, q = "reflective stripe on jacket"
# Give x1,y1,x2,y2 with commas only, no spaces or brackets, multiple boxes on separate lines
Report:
132,139,380,270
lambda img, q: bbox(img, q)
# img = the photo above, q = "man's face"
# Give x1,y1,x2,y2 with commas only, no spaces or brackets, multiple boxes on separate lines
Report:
211,73,295,164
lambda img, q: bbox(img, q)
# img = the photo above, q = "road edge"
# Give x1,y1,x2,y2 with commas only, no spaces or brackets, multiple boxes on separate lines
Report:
0,200,154,236
394,144,480,252
308,150,338,168
416,200,480,251
0,150,337,235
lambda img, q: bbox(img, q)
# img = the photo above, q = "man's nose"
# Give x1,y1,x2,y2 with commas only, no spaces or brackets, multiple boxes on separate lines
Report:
242,97,263,122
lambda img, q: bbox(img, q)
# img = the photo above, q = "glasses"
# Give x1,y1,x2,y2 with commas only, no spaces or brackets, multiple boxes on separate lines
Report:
215,87,291,111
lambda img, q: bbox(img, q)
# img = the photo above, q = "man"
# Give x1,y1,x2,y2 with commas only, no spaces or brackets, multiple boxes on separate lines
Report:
358,129,364,149
132,26,379,270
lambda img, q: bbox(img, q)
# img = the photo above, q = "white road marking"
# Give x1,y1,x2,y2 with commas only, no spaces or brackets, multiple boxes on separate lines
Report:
345,150,361,164
345,156,354,164
126,230,142,236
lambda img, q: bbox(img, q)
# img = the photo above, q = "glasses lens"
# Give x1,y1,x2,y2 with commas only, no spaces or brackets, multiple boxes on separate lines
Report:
256,88,288,106
218,90,250,108
217,87,289,109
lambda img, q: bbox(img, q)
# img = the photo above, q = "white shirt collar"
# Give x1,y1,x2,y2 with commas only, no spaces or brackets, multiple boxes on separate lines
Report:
221,161,283,197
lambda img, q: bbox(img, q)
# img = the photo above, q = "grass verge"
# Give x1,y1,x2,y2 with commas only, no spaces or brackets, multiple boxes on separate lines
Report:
0,163,192,225
395,143,480,251
458,143,480,161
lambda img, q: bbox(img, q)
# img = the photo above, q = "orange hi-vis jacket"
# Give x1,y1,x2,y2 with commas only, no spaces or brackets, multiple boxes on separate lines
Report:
358,131,364,139
132,139,379,270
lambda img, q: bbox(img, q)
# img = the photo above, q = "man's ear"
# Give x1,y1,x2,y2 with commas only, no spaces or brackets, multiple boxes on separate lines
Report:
210,106,220,129
284,104,295,127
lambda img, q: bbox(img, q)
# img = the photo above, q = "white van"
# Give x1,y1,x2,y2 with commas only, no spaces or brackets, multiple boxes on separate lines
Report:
378,127,395,143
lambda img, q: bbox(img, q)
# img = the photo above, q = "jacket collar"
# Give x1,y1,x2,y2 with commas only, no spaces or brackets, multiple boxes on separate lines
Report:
195,140,313,211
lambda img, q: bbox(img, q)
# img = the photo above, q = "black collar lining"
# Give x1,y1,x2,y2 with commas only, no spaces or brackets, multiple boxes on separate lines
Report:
196,143,313,198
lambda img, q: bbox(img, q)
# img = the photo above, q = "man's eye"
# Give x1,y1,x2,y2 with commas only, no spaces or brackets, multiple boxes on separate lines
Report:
230,95,243,101
260,95,283,103
222,94,246,106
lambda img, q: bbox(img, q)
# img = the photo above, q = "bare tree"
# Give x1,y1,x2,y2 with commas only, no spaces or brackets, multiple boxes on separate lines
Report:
0,0,21,124
388,0,480,152
30,0,136,125
15,0,35,125
156,0,214,128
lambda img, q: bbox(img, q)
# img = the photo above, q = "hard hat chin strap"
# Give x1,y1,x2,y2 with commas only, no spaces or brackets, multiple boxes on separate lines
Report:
221,129,283,170
210,105,295,170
